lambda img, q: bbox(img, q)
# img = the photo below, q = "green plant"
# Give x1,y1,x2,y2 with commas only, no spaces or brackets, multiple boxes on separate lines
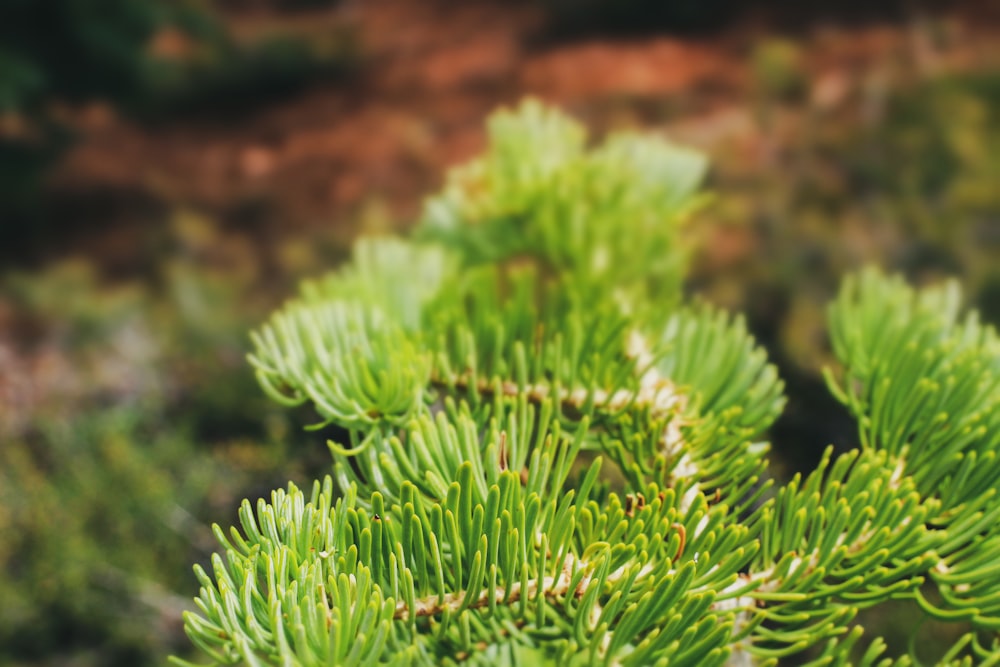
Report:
0,226,326,666
0,0,355,232
176,101,1000,665
751,38,805,101
694,67,1000,476
0,0,351,116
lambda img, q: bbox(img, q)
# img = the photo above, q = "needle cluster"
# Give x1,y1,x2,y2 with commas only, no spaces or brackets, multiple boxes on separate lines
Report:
176,101,1000,666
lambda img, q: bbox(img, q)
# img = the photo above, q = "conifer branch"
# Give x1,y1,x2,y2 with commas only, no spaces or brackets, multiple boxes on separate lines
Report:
177,101,1000,666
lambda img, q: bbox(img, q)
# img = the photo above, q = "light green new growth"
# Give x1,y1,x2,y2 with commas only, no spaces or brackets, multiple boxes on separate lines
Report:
176,101,1000,666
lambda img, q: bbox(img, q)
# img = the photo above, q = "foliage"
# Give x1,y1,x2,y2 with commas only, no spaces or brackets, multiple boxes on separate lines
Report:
693,65,1000,478
0,0,355,226
705,70,1000,364
751,39,806,101
1,408,216,664
0,0,205,113
0,0,352,116
0,220,343,666
178,101,1000,665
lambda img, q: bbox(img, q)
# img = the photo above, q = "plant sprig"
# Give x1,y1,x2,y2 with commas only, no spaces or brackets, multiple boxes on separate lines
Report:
178,101,1000,666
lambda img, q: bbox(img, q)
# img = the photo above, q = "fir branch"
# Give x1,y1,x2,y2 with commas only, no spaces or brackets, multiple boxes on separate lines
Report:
179,101,1000,666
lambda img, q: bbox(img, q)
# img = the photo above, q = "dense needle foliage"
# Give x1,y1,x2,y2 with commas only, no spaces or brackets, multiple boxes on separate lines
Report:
177,101,1000,666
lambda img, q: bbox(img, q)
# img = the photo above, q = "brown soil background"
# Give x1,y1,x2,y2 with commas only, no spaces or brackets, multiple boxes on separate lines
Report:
40,0,1000,275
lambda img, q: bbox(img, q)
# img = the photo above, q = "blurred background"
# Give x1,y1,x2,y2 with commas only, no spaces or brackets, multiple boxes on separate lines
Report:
0,0,997,664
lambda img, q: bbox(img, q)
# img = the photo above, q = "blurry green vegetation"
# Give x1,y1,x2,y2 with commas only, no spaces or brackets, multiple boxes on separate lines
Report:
0,0,356,222
0,0,211,114
750,38,806,101
0,0,353,115
706,72,1000,354
3,408,226,665
0,216,347,666
139,24,356,119
703,67,1000,373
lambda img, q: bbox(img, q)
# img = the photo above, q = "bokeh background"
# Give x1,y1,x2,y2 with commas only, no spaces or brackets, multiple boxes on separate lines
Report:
1,1,998,664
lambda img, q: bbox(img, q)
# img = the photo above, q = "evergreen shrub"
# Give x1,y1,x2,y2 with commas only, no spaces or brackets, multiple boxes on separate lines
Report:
177,101,1000,666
